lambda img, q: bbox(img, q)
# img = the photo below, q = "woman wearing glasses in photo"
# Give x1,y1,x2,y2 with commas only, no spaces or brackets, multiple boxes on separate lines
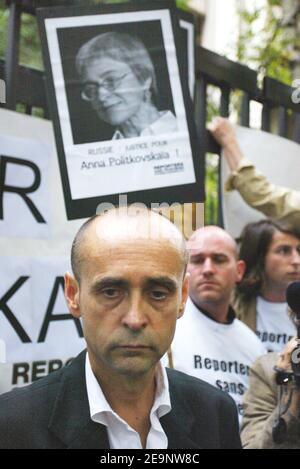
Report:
76,31,178,140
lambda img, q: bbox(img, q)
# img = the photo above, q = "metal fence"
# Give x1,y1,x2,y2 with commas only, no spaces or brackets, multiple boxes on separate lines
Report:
1,0,300,225
195,47,300,224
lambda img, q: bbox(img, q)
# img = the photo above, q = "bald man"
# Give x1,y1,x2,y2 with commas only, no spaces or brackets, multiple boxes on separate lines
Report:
0,209,241,449
167,226,266,423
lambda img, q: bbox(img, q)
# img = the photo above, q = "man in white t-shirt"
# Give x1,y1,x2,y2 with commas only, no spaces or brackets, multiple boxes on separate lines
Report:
167,226,266,422
235,219,300,352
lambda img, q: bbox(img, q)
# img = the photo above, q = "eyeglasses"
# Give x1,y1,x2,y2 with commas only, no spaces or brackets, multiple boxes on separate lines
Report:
81,73,131,101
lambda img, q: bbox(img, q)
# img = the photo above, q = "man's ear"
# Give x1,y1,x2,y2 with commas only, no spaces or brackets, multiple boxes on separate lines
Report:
178,272,190,319
236,260,246,283
64,272,81,318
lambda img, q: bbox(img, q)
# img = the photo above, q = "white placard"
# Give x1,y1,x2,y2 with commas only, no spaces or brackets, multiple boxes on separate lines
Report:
0,109,87,394
44,9,196,200
0,134,50,238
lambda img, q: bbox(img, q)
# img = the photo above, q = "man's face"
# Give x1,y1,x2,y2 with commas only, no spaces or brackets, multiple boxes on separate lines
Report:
264,231,300,291
65,234,188,378
81,57,148,126
187,232,244,308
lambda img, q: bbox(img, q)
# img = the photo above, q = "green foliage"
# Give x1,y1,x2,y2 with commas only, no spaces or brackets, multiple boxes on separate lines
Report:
0,4,8,60
0,9,43,68
20,13,43,69
0,0,188,67
176,0,189,11
237,0,299,85
205,154,219,225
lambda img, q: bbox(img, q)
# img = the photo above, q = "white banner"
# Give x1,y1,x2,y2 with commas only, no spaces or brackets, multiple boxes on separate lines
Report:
0,134,50,239
0,109,86,394
0,108,203,394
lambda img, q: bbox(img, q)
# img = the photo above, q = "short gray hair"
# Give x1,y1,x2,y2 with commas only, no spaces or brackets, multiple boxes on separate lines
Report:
76,32,158,103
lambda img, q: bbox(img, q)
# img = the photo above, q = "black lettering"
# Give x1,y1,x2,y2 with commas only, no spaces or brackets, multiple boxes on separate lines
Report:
0,277,31,343
48,359,63,374
215,380,245,396
12,358,73,386
282,334,288,344
258,330,294,347
194,355,202,368
216,379,223,391
195,357,251,376
204,358,212,369
230,361,239,373
269,333,276,343
223,381,230,392
237,383,246,395
32,361,47,381
212,359,219,371
0,155,46,223
262,332,268,342
12,362,30,385
229,382,237,394
220,361,227,372
215,379,230,392
38,277,83,342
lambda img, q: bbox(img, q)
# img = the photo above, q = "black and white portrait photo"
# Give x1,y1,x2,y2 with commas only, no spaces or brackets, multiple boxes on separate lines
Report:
38,2,203,219
178,9,196,100
60,23,178,144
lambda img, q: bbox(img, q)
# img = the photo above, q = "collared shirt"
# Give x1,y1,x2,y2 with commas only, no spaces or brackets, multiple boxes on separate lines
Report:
112,110,177,139
167,297,266,424
85,353,172,449
190,298,236,325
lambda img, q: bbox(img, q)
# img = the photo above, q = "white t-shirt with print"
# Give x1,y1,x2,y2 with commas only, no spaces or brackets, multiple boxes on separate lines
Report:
167,297,266,423
256,296,296,352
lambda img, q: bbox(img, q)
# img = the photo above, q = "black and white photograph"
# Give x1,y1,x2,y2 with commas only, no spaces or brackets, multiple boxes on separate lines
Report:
38,2,204,219
60,21,178,144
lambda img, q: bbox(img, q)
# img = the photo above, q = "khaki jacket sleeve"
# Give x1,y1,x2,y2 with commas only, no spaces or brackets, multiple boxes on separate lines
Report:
225,159,300,230
241,354,300,449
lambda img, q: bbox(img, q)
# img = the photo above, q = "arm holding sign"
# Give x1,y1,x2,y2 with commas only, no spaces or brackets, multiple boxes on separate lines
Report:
208,117,300,230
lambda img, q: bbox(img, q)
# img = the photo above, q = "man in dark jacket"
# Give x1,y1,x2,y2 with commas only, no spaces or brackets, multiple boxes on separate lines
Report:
0,208,241,449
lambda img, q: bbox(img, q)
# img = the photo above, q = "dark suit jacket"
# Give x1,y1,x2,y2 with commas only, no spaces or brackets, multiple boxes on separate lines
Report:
0,350,241,449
